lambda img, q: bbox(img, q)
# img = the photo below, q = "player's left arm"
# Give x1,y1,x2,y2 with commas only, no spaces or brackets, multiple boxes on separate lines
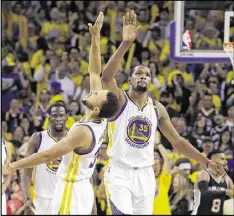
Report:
88,11,104,92
3,126,93,174
156,101,226,176
156,101,210,166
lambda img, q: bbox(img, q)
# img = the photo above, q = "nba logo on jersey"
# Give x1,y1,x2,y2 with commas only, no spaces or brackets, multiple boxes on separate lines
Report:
182,30,192,51
126,115,152,149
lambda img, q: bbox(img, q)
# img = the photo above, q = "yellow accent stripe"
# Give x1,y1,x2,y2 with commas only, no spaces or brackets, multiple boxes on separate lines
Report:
59,153,81,214
104,162,112,215
107,121,115,153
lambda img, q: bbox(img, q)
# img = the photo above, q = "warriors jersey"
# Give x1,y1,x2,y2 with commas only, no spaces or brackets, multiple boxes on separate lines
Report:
107,91,159,168
192,169,228,215
35,131,61,199
56,119,107,181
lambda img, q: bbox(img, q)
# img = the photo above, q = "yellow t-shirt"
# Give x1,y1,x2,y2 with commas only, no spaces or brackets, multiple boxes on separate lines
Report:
153,171,172,215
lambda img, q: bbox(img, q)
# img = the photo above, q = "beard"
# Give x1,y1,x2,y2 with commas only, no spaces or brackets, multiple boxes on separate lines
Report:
134,84,147,93
82,98,94,109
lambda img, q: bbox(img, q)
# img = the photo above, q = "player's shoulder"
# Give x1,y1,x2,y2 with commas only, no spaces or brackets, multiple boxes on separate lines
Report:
197,169,210,181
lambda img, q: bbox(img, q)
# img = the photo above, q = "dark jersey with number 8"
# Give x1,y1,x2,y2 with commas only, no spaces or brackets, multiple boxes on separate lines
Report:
192,170,228,215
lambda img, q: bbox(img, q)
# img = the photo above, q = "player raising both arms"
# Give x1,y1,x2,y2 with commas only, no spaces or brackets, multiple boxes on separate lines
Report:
101,10,226,215
2,12,119,215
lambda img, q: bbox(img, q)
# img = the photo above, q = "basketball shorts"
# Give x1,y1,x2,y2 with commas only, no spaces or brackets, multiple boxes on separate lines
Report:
51,177,94,215
104,161,156,215
34,195,53,215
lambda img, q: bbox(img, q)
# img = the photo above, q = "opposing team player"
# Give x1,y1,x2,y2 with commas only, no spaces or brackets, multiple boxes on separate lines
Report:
192,150,234,215
21,102,67,215
101,10,226,214
2,11,119,215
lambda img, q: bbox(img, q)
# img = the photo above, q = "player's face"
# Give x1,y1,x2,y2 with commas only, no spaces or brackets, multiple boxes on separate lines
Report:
49,107,67,132
213,153,228,170
129,66,151,93
82,90,109,115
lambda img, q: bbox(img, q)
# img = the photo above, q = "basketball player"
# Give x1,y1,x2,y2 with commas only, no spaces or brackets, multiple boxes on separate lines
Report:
192,150,234,215
2,11,119,215
101,10,226,214
20,102,67,215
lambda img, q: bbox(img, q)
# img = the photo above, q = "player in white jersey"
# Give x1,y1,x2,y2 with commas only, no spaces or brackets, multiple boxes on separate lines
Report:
101,10,226,214
20,102,67,215
2,11,119,215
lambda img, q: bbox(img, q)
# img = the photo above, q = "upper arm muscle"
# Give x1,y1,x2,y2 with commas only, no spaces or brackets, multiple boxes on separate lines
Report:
46,126,93,159
157,102,180,143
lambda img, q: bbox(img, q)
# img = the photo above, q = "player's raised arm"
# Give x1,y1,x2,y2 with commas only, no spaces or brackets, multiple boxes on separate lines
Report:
88,11,104,92
156,101,226,177
101,10,140,100
2,126,93,174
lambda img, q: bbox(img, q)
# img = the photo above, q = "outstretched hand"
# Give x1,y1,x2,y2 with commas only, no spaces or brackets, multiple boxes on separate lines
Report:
122,10,141,44
88,11,104,36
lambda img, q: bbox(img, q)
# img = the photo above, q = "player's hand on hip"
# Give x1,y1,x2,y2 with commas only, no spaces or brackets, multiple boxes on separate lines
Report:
24,199,35,215
122,10,141,44
88,11,104,36
226,189,234,198
208,160,226,177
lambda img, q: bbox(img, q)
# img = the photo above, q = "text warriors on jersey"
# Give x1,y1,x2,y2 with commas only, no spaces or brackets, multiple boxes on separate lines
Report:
126,115,152,149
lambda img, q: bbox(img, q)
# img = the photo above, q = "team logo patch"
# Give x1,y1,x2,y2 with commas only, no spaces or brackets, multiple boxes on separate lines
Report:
46,157,62,173
126,116,152,149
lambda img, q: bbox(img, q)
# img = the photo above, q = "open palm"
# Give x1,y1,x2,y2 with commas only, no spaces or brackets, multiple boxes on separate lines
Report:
88,11,104,36
122,10,141,44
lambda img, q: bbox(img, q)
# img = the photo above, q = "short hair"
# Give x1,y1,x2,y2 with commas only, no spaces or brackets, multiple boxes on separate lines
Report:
129,65,149,77
48,102,68,115
207,149,223,159
99,92,120,118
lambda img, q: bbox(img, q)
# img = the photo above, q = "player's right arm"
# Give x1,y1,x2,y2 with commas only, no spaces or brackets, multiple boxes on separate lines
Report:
88,11,104,92
3,126,94,173
101,10,140,103
21,132,40,215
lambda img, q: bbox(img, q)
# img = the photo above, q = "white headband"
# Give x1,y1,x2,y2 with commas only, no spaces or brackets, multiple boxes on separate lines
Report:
178,163,191,170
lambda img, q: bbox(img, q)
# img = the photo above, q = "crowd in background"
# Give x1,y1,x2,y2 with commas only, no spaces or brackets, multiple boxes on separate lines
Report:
1,1,234,215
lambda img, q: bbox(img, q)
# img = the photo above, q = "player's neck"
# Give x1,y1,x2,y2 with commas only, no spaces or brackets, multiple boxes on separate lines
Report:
128,89,148,107
48,128,67,141
83,111,102,123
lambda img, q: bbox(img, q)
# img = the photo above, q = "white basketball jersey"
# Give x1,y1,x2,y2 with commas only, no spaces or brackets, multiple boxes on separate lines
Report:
35,131,61,199
56,119,107,181
107,91,159,168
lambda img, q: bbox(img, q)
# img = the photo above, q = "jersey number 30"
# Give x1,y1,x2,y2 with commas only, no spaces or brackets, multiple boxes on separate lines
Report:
89,147,101,168
211,199,221,213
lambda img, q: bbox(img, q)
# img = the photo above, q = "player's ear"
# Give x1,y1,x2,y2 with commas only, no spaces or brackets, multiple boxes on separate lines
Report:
93,106,100,116
128,77,132,84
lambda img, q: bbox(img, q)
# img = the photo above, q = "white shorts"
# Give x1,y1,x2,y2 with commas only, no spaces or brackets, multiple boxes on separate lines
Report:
51,177,94,215
104,161,156,215
2,193,6,215
34,195,52,215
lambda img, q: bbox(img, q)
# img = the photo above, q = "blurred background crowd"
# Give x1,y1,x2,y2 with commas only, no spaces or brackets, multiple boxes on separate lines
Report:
1,1,234,215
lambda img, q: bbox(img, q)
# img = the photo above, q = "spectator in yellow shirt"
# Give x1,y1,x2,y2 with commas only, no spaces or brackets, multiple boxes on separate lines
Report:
153,143,172,215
